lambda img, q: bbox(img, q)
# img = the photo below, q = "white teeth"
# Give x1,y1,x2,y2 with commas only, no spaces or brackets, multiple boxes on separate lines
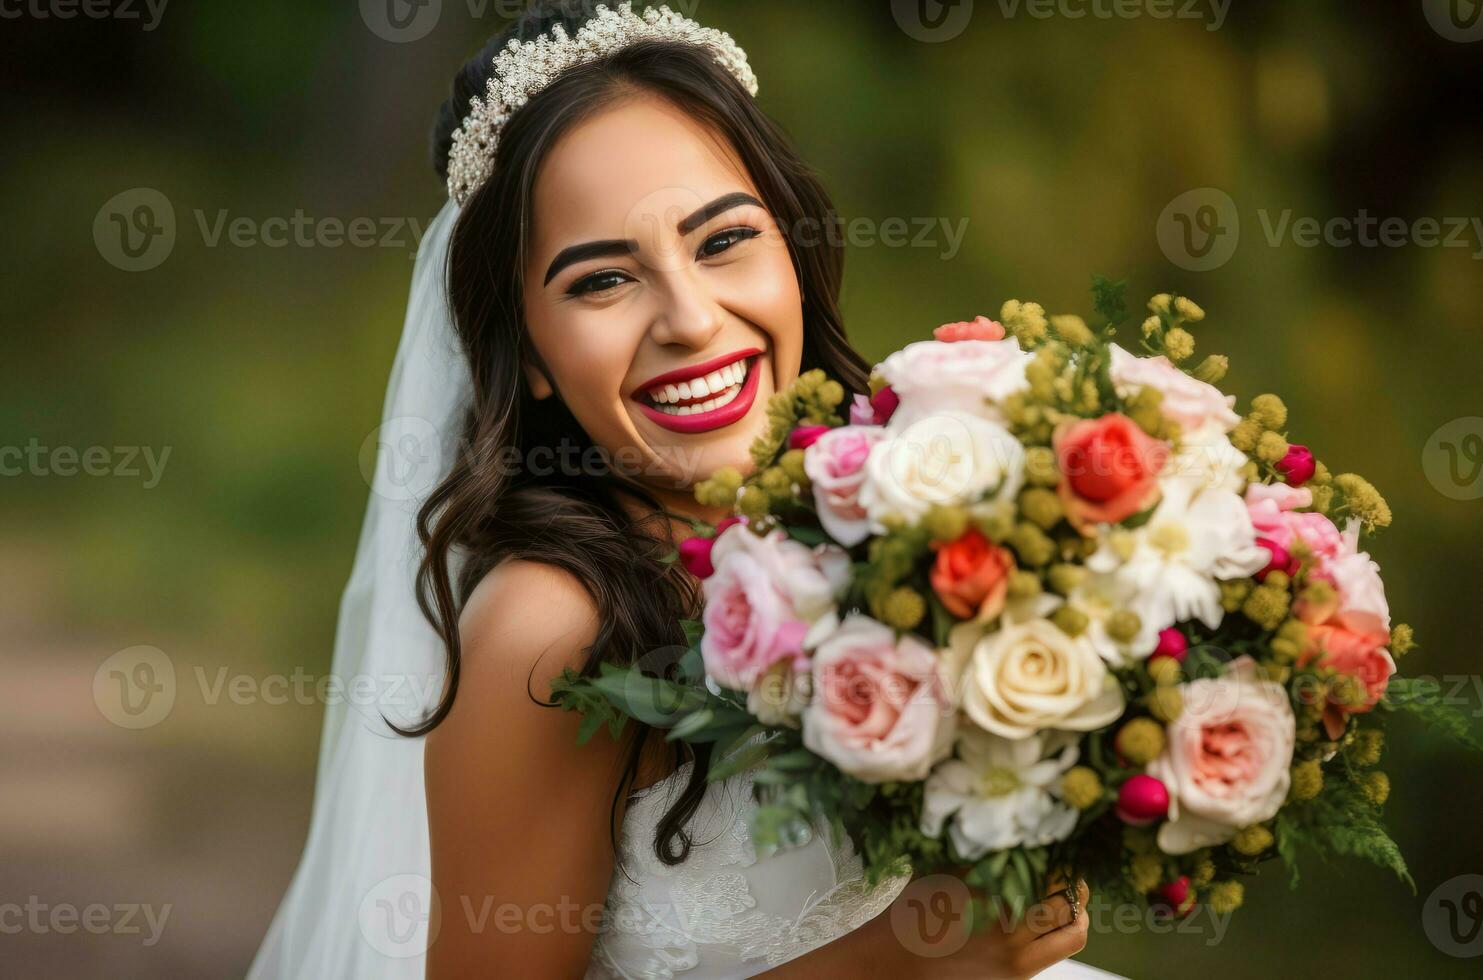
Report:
646,363,747,418
645,357,752,409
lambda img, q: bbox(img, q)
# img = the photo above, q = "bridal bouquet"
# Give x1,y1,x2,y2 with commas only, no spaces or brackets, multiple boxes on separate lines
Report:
552,279,1471,924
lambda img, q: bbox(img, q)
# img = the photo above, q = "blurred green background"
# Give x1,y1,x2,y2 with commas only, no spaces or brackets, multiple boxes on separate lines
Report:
4,1,1482,976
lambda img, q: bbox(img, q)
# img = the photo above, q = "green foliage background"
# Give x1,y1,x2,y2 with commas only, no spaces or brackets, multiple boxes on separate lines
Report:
3,2,1481,976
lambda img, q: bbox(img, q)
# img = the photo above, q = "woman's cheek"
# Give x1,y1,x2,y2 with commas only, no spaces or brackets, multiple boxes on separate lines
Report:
722,249,804,383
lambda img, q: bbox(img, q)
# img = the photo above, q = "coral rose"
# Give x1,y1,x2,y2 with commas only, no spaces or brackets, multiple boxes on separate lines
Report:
1300,623,1395,740
929,529,1015,622
1054,413,1169,531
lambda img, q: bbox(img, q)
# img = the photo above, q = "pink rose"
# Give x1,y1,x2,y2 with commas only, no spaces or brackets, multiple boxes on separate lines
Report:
1108,343,1241,436
1300,623,1395,740
933,315,1006,343
1148,656,1296,854
701,527,845,691
1325,519,1392,637
876,338,1031,427
803,425,888,546
1245,483,1345,569
802,615,955,782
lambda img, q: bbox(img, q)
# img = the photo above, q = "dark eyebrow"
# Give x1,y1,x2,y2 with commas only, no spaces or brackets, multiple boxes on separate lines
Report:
678,192,765,234
544,239,637,286
542,193,763,286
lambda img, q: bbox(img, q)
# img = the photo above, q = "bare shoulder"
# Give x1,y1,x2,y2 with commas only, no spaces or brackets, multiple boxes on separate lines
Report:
455,557,601,694
424,557,611,796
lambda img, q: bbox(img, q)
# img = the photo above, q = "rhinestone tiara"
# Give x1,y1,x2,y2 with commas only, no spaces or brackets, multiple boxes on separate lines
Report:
445,2,759,204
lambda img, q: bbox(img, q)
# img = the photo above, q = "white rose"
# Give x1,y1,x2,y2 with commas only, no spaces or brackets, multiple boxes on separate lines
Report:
1148,656,1296,854
943,616,1126,740
860,410,1026,530
878,338,1031,427
1109,343,1241,437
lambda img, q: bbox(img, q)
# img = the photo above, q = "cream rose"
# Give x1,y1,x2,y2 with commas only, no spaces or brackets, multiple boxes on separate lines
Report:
943,611,1126,739
877,338,1031,427
1148,656,1297,854
860,410,1026,530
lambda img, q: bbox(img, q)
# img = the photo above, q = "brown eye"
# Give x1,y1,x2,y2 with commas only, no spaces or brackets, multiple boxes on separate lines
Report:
698,226,760,258
568,269,634,297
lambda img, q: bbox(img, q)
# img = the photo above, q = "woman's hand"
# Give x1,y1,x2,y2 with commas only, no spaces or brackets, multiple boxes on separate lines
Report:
765,872,1090,979
879,871,1091,979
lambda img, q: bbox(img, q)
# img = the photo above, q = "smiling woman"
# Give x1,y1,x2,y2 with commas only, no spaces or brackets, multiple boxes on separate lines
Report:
516,97,804,489
246,2,1107,978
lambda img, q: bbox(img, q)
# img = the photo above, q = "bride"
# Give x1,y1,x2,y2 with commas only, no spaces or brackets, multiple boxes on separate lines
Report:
249,3,1120,977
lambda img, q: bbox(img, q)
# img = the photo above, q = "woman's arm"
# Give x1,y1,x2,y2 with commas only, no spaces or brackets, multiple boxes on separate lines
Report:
424,559,638,979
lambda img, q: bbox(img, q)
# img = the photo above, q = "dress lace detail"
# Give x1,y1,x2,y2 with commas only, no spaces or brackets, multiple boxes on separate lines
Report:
584,754,911,979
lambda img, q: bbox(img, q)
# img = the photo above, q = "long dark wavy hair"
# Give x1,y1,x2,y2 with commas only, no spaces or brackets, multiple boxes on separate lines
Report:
408,0,870,867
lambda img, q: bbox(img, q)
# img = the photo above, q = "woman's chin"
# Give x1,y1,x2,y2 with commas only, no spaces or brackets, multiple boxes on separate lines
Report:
630,365,776,489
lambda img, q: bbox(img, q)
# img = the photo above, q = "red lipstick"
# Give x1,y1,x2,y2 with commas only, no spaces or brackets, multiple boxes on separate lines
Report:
632,348,764,435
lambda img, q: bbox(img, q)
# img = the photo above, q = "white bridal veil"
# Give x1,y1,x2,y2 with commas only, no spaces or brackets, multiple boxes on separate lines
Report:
247,200,466,978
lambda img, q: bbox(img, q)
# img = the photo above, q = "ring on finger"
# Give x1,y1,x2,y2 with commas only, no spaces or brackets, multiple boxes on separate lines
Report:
1063,884,1081,922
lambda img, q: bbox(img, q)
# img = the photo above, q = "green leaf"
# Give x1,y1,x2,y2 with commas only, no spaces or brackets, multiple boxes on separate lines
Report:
709,732,777,781
928,593,956,649
766,748,823,771
667,708,716,740
781,523,829,546
1381,678,1483,750
1091,274,1130,329
679,618,704,648
575,708,607,745
752,768,796,786
985,849,1011,877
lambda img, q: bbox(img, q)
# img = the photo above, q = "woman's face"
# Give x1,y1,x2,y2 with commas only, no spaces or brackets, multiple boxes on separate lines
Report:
521,94,803,501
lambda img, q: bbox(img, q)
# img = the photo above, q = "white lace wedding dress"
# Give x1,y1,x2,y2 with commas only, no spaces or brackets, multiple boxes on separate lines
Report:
585,757,1121,979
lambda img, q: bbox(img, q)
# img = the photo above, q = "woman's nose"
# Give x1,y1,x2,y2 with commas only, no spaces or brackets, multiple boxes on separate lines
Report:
647,270,725,350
